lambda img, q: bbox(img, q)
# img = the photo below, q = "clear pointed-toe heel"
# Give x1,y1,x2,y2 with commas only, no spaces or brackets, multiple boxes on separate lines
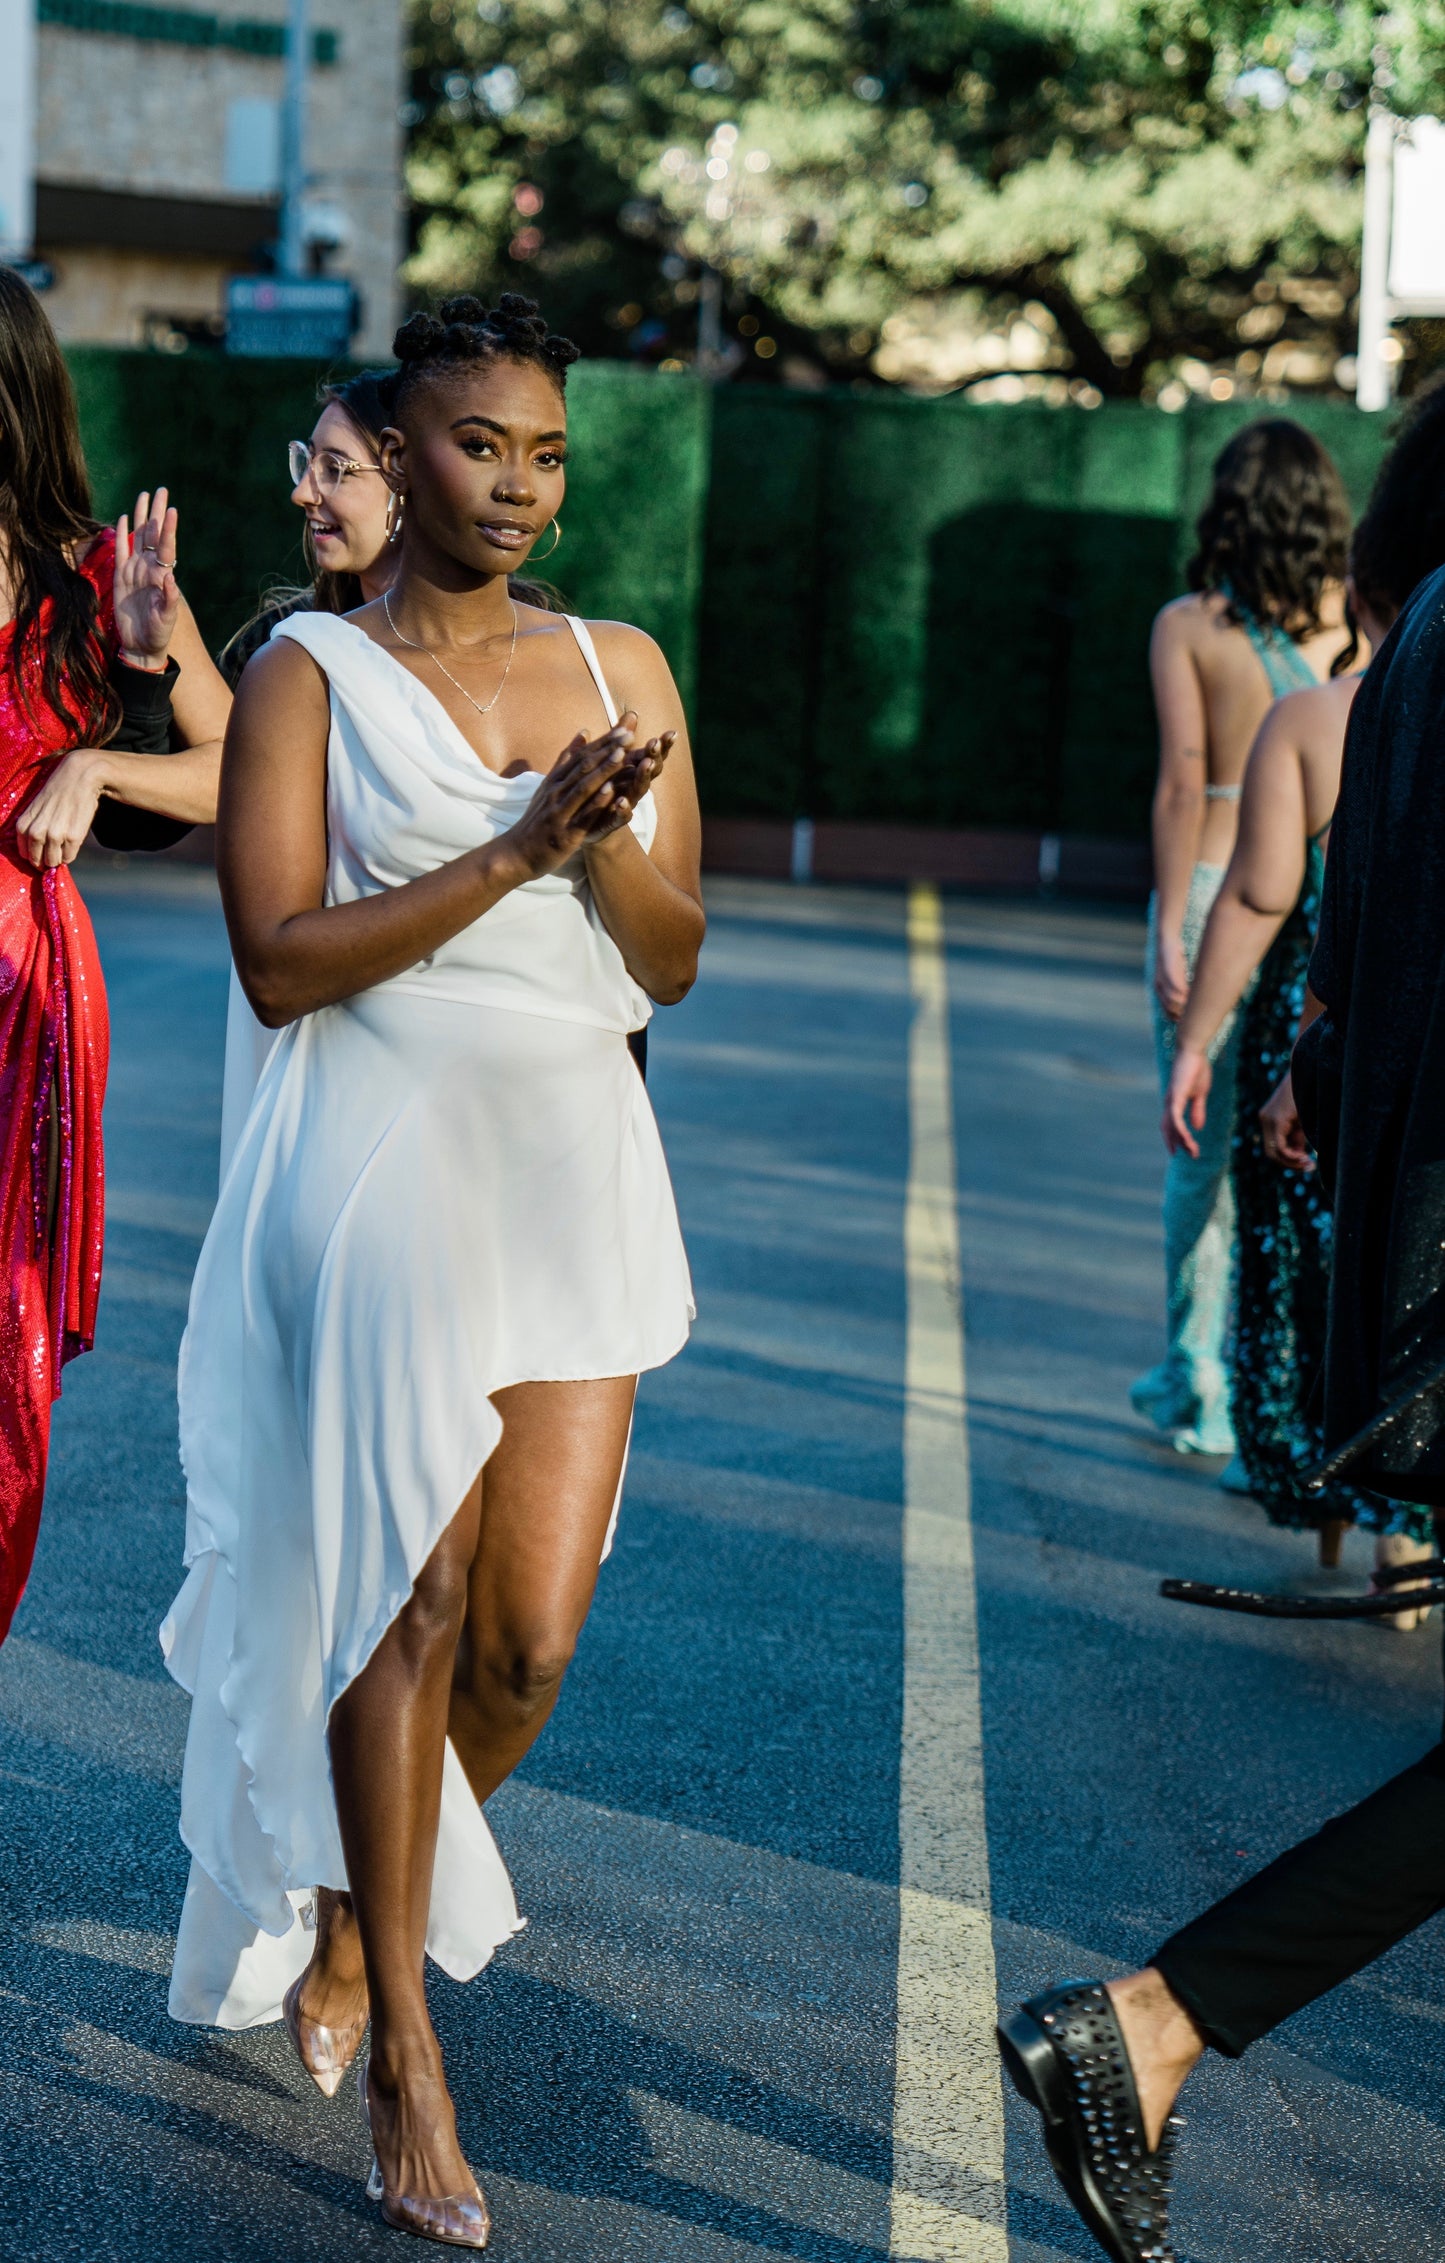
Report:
282,1972,369,2100
359,2058,491,2250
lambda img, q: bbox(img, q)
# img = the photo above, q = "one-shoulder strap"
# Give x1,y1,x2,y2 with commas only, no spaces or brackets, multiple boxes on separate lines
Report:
565,615,619,728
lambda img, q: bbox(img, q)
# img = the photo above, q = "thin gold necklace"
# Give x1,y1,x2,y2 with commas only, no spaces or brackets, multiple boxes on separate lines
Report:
384,588,519,719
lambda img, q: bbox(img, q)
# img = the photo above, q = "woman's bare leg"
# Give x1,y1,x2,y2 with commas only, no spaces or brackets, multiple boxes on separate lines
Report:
312,1375,632,2193
329,1486,483,2201
291,1884,368,2036
448,1375,637,1807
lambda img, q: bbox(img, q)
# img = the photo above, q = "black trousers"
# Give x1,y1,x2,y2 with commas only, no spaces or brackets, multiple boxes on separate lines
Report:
1154,1735,1445,2058
1154,1500,1445,2058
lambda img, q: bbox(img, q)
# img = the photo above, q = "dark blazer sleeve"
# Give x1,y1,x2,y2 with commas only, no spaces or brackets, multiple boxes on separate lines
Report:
90,655,194,852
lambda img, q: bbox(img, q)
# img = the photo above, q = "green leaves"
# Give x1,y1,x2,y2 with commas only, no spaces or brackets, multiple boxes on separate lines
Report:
404,0,1444,393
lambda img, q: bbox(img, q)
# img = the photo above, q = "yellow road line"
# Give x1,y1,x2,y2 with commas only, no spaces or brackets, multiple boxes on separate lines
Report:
890,883,1008,2262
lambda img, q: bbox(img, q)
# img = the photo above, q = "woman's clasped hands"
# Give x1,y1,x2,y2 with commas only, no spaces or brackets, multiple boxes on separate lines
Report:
502,710,677,881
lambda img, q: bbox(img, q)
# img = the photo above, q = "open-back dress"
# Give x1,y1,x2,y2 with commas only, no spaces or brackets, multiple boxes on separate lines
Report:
162,610,694,2026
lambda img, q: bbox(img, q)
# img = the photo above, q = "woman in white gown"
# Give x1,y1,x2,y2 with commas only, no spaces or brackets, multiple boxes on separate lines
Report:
162,295,701,2248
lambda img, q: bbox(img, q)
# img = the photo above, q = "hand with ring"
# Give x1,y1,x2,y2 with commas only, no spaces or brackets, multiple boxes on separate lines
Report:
113,487,180,672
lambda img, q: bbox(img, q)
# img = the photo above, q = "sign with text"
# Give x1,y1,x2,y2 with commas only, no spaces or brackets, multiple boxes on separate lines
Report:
226,276,355,359
0,0,36,259
1390,116,1445,308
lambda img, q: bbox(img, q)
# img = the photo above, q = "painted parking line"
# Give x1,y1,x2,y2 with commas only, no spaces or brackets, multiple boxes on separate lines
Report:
890,883,1008,2262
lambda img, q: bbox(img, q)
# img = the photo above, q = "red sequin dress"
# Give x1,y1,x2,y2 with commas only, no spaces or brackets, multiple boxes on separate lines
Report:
0,534,112,1642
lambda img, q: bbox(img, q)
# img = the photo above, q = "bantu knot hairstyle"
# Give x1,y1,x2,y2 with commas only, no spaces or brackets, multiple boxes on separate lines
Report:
391,293,581,407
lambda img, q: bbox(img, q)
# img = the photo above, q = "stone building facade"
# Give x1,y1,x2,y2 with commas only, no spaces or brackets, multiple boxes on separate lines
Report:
31,0,405,358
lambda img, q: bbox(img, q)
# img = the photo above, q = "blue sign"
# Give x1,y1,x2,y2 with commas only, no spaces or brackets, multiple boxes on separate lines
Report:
7,260,56,293
226,276,355,359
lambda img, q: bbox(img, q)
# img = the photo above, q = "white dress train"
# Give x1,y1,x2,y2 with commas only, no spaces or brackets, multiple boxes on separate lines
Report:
162,611,694,2028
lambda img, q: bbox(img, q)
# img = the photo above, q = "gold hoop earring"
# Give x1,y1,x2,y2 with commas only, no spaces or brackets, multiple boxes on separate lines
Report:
532,516,562,562
385,490,406,546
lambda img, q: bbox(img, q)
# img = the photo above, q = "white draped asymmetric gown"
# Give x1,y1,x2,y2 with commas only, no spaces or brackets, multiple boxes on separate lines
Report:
162,610,694,2027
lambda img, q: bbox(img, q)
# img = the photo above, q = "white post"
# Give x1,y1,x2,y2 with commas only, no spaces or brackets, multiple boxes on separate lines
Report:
0,0,37,261
280,0,310,278
1357,107,1396,410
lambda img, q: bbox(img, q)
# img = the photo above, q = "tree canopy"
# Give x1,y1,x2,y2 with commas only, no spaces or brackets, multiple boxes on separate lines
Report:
404,2,1445,396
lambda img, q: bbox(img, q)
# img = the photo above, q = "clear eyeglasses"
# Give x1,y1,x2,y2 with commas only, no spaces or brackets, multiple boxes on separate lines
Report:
288,440,384,494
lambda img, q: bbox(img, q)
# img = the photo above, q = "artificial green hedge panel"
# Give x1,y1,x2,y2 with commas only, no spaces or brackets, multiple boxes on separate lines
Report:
694,392,1393,833
65,345,1395,838
545,362,711,716
68,345,321,653
64,350,712,712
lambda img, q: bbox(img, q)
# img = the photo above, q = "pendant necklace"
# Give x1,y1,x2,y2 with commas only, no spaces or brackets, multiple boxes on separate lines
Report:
384,588,519,718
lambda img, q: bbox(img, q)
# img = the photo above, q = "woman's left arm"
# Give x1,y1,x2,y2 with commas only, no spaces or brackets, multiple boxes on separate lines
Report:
17,596,231,864
582,625,705,1004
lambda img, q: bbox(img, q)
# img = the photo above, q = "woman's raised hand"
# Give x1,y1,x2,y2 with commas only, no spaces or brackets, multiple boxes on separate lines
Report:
114,488,180,668
1162,1041,1212,1159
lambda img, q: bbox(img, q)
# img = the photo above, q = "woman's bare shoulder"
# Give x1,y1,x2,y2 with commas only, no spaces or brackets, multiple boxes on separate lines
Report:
586,619,680,711
1152,590,1232,649
585,618,666,668
1273,671,1359,751
1247,674,1355,778
230,628,333,711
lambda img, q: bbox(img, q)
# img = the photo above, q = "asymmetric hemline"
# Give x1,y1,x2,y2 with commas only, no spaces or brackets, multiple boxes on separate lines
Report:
163,611,694,2028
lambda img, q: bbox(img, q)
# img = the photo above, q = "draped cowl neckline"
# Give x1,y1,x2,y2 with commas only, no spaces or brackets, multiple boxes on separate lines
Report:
270,607,656,1038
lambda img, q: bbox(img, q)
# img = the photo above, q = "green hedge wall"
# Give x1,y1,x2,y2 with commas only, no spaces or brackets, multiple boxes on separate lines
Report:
694,391,1390,835
65,350,712,713
65,348,1390,837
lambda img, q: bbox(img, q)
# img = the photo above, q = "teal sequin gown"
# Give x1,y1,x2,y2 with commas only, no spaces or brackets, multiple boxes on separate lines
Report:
1132,601,1309,1460
1229,833,1364,1525
1228,618,1422,1533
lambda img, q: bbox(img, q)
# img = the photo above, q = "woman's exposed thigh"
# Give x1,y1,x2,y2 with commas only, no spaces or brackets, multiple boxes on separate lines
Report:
465,1375,638,1650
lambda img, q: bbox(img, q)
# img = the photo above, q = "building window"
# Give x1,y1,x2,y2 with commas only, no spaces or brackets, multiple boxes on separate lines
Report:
224,99,282,197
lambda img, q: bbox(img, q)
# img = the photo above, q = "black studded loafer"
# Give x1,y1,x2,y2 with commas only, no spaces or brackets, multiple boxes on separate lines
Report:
997,1982,1177,2263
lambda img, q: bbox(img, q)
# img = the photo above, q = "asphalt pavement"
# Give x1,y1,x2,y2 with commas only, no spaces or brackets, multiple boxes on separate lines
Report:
0,867,1442,2262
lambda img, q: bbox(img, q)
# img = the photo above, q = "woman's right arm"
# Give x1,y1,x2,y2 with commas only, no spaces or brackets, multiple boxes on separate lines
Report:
221,641,639,1027
1148,604,1208,1019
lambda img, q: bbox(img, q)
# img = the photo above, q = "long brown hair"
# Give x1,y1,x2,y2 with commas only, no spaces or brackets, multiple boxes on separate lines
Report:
1187,419,1351,638
0,267,114,740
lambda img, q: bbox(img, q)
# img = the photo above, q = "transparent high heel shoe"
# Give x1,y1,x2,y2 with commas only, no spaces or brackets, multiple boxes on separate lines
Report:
282,1969,369,2100
359,2057,490,2250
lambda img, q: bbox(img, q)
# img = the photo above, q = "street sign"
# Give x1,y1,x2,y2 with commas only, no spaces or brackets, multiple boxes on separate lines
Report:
226,275,355,358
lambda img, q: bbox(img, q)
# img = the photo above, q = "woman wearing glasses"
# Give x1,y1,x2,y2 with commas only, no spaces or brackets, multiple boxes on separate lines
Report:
220,370,402,689
216,374,402,1176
